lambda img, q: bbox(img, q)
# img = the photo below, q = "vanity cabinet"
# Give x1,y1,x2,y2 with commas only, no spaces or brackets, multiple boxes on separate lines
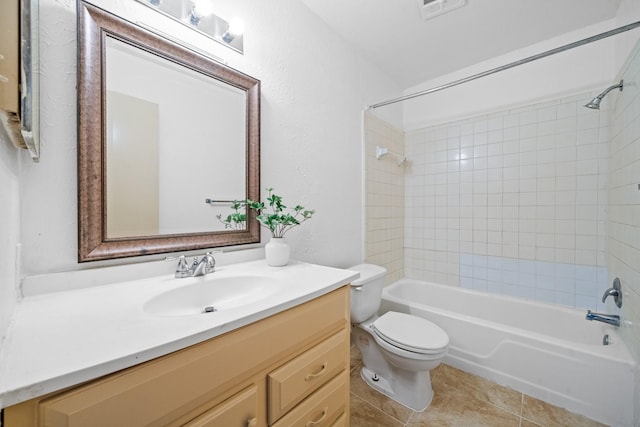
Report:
4,286,350,427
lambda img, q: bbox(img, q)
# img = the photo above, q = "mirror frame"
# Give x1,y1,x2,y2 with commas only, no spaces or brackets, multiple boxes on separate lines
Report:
77,1,260,262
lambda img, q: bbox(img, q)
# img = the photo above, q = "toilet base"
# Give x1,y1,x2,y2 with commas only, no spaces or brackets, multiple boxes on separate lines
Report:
360,366,433,412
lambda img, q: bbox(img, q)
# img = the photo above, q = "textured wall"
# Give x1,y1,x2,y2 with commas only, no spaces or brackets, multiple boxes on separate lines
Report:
402,20,617,131
15,0,401,278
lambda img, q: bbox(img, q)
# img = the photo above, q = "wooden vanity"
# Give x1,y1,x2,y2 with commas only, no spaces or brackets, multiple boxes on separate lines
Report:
4,286,350,426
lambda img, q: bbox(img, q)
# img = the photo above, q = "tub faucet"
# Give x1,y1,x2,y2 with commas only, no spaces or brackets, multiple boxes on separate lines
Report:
585,310,620,327
601,277,622,308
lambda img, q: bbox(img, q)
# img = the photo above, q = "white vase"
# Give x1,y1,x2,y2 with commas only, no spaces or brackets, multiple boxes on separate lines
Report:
265,237,290,267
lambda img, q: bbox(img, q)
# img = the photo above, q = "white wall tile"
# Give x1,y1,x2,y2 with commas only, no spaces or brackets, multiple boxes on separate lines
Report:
404,89,609,311
365,113,404,284
608,41,640,370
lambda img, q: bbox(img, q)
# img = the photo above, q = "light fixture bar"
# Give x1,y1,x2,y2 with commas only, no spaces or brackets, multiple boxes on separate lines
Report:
134,0,244,54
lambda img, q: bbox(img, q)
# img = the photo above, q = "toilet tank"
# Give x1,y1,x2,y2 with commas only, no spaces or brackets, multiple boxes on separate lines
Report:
348,264,387,323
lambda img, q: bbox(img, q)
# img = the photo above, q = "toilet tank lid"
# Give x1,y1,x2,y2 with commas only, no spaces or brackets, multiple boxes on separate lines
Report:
347,264,387,285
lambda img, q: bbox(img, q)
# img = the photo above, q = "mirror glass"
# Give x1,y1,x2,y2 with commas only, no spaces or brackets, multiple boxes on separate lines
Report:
104,37,246,237
78,1,260,262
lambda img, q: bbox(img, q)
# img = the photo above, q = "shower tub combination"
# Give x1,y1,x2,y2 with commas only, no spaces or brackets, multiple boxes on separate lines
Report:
380,279,636,427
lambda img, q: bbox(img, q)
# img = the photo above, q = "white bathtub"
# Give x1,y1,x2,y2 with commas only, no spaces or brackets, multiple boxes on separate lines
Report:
380,279,636,427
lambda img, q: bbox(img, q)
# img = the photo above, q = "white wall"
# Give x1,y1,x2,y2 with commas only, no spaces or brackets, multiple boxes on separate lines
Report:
614,0,640,72
13,0,401,279
0,133,20,342
402,20,623,130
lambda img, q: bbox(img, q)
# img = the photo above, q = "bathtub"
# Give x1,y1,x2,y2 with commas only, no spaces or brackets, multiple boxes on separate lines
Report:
380,279,636,427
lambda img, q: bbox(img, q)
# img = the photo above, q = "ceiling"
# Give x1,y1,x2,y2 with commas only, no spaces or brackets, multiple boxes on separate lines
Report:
299,0,621,89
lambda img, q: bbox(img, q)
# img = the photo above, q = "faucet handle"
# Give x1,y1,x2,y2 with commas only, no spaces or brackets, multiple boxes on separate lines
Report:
201,251,217,272
601,277,622,308
165,255,191,278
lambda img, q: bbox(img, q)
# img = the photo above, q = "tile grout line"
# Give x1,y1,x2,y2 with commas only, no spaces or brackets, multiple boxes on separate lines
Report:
518,392,524,427
350,380,410,426
351,391,409,426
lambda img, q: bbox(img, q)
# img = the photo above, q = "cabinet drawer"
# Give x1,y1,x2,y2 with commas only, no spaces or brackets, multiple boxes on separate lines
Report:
271,370,348,427
185,384,259,427
268,329,347,423
330,413,346,427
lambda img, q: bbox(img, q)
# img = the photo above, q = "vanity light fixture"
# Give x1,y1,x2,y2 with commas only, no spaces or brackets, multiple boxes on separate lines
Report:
222,17,245,43
188,0,213,26
135,0,245,54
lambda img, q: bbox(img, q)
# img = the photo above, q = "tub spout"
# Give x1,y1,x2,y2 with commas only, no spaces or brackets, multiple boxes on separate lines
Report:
585,310,620,327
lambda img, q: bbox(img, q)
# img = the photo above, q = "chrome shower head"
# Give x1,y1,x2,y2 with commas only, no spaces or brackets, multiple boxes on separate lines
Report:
585,80,623,109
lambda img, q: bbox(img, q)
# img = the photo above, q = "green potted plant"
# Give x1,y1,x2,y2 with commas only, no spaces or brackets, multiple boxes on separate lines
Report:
247,188,315,266
215,200,247,230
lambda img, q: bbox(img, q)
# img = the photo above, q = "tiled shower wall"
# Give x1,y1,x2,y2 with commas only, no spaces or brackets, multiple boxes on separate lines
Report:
364,112,404,284
404,91,610,310
609,40,640,418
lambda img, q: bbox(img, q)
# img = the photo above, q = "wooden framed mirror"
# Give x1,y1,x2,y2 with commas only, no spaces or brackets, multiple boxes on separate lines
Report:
77,1,260,262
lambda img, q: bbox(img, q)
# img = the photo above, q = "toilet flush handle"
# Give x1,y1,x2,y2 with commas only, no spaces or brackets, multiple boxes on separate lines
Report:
352,285,363,291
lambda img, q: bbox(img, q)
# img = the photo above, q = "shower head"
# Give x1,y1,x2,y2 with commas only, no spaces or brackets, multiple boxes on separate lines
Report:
585,80,623,109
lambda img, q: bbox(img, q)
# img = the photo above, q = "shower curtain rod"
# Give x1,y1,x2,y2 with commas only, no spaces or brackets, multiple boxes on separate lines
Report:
368,19,640,110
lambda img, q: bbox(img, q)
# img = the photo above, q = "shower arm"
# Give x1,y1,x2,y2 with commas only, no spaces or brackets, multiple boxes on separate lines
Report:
595,81,623,101
368,19,640,110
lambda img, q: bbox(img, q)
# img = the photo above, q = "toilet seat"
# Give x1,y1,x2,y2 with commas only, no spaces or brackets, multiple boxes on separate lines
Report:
372,312,449,355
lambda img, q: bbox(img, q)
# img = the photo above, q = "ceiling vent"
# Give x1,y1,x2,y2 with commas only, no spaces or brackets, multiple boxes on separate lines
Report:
417,0,468,20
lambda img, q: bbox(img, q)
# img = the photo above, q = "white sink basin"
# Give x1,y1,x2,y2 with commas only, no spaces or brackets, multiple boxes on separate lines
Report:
143,276,285,316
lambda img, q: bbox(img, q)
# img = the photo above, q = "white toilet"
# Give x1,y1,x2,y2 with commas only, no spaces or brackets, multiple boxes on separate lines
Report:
349,264,449,411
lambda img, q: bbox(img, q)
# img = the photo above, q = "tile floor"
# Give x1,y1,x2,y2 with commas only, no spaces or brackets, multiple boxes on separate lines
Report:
349,345,608,427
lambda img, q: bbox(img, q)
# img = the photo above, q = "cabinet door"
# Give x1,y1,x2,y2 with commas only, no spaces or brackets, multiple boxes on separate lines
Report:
0,0,19,112
271,371,348,427
185,384,259,427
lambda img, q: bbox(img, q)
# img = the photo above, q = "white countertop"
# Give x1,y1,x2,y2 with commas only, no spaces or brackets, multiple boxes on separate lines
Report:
0,260,358,409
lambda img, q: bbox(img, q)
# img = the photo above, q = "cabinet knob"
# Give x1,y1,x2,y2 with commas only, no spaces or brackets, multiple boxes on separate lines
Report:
305,407,328,426
305,362,328,381
247,417,258,427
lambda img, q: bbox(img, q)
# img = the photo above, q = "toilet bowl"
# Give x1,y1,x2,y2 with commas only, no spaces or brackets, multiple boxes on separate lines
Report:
348,264,449,411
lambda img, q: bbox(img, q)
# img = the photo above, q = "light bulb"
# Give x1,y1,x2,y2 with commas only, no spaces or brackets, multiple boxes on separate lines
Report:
227,18,245,37
222,17,244,43
192,0,213,19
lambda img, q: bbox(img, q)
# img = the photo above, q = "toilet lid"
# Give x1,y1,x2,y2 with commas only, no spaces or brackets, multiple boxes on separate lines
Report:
372,312,449,354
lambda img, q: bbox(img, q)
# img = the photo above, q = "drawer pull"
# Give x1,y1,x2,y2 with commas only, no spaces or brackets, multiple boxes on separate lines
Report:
247,417,258,427
305,407,328,426
305,363,328,381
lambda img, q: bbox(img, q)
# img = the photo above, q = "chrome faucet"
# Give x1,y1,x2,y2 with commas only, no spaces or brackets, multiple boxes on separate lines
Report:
166,252,218,278
585,310,620,327
191,252,216,277
601,277,622,308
